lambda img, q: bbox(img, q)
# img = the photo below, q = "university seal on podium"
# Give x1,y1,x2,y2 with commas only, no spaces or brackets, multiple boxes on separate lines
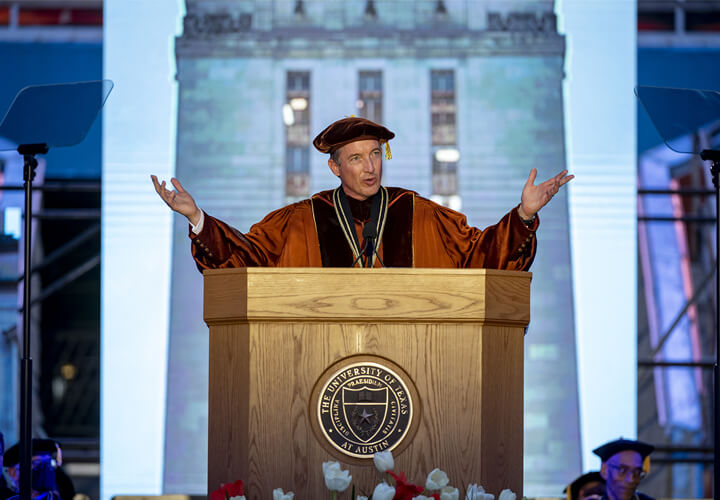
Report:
312,357,417,459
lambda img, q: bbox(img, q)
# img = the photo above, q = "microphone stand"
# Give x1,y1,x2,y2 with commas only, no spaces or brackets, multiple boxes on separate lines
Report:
18,142,47,500
360,224,385,268
365,237,385,268
0,80,113,500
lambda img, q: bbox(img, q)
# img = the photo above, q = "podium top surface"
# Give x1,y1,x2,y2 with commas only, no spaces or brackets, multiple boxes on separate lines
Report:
203,268,531,326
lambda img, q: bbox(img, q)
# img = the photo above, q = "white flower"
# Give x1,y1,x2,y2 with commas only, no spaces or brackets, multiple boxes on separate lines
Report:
357,497,369,500
426,468,450,490
466,484,482,500
372,482,396,500
228,497,245,500
415,496,434,500
441,486,460,500
373,450,394,473
272,488,294,500
498,489,516,500
465,484,495,500
322,461,352,492
466,484,494,500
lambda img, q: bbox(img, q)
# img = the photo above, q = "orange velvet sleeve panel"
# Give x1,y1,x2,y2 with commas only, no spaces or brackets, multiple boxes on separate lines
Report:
412,197,538,270
189,200,322,270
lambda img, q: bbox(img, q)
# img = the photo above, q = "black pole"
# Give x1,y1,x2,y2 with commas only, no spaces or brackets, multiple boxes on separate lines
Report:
713,160,719,500
17,143,46,500
700,150,719,500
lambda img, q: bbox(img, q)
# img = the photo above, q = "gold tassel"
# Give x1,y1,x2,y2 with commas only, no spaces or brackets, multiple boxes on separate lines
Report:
385,141,392,160
642,455,650,475
566,488,572,500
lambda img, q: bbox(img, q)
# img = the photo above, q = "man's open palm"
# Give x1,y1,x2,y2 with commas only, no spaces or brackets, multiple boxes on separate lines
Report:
151,175,202,225
519,168,574,219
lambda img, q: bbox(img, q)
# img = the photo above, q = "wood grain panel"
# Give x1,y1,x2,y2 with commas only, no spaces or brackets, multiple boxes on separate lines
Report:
481,326,524,495
208,325,250,494
205,269,529,499
204,268,531,325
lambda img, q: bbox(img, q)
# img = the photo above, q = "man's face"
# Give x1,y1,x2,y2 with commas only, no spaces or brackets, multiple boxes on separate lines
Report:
328,139,383,200
578,480,605,500
6,453,53,490
601,450,644,500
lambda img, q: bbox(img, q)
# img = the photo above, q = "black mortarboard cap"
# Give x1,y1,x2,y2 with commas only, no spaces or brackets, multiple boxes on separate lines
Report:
563,471,605,500
3,439,60,467
592,438,654,461
593,438,655,474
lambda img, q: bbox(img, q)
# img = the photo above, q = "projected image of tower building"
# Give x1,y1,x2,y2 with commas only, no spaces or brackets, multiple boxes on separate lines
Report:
168,1,578,495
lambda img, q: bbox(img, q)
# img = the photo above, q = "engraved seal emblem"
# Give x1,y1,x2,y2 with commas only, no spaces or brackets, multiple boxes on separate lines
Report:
315,360,414,459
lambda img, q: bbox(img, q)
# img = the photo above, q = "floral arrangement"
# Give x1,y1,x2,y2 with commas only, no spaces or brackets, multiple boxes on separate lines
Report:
209,450,519,500
210,479,245,500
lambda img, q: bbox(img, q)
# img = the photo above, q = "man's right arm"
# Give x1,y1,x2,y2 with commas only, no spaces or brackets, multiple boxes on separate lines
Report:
151,175,202,225
190,209,205,234
189,211,270,269
152,175,299,270
190,204,306,269
151,175,261,268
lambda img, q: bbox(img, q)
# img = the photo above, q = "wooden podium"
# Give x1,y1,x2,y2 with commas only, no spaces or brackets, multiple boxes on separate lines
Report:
204,268,530,499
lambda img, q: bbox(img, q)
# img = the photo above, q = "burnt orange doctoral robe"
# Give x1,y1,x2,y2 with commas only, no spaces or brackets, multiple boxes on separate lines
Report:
190,187,537,270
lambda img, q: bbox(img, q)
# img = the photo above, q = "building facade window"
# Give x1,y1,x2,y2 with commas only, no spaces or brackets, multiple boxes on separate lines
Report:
357,70,383,124
284,71,311,201
430,69,460,210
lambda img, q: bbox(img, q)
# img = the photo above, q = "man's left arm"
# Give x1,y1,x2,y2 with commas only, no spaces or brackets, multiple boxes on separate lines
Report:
460,168,572,270
462,205,539,271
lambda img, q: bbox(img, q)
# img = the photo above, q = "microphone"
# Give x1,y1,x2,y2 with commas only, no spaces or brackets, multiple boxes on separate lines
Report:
361,224,385,268
350,224,376,268
362,224,376,263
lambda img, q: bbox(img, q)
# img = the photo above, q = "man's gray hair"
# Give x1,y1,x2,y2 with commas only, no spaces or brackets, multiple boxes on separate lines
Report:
330,149,342,166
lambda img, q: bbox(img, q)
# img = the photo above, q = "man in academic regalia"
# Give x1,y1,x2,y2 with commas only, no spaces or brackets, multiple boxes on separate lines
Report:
0,432,16,500
152,117,572,270
3,439,75,500
593,438,656,500
564,471,606,500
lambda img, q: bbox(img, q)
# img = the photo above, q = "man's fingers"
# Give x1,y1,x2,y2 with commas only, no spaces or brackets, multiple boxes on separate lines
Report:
541,171,573,188
558,174,575,186
151,175,163,194
154,179,174,204
525,167,538,187
171,177,186,193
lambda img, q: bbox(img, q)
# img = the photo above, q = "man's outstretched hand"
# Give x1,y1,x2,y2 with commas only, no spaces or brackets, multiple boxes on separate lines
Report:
151,175,202,225
518,168,574,220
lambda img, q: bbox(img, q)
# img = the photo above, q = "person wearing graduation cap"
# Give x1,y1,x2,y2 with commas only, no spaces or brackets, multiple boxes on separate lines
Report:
563,471,606,500
152,116,573,269
0,431,16,500
3,438,75,500
593,438,655,500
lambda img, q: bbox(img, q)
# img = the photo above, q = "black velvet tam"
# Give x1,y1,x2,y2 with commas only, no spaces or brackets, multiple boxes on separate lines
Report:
313,116,394,154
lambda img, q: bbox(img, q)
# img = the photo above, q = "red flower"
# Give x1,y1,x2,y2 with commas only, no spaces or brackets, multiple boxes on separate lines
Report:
210,479,244,500
387,471,423,500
